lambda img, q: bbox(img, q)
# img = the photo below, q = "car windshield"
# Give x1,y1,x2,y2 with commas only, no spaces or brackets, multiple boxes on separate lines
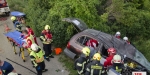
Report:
133,50,150,71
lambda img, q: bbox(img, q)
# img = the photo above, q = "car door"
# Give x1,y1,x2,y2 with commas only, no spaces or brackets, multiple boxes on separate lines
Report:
62,18,88,32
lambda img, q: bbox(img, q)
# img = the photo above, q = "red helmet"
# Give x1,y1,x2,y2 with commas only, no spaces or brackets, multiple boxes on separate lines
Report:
107,48,116,54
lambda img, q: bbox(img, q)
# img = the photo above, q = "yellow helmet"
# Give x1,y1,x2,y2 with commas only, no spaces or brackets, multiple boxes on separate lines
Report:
82,47,90,56
11,16,16,21
93,53,101,61
45,25,50,30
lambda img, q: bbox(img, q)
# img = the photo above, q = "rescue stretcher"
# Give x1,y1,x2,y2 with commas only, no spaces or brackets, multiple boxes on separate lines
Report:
4,30,28,62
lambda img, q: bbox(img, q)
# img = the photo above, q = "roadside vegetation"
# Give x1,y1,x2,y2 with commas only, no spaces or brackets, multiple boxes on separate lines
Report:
7,0,150,74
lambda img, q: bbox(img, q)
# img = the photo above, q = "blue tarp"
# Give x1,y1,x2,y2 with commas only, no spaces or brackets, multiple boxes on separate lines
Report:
4,31,25,47
10,11,25,17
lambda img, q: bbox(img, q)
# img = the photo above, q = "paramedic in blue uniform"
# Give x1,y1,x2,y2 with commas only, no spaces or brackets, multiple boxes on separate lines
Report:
0,59,21,75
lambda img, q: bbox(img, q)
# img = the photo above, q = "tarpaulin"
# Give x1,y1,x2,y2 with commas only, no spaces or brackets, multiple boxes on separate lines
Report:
10,11,25,17
4,31,25,47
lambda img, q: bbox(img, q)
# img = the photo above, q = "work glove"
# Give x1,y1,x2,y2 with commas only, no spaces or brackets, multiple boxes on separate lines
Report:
36,66,41,71
124,63,128,67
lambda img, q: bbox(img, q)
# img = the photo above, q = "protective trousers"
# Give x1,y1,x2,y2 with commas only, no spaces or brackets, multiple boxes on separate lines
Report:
43,44,52,58
36,61,45,75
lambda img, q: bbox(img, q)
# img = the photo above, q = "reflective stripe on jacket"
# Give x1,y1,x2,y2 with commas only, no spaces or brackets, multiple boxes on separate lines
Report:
85,60,104,75
40,35,53,44
30,48,44,66
75,56,88,74
26,35,35,43
109,63,124,74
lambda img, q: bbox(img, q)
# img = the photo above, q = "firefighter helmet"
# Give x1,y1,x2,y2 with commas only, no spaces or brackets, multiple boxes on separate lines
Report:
123,37,128,41
11,16,16,21
45,25,50,30
8,72,18,75
107,48,116,54
112,54,122,63
82,47,90,57
31,43,39,51
93,53,101,61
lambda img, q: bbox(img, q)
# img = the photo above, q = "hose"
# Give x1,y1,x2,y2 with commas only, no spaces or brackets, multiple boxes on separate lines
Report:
6,58,37,74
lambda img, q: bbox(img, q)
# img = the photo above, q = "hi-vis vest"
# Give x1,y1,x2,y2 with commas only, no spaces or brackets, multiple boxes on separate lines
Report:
30,49,44,63
26,35,35,44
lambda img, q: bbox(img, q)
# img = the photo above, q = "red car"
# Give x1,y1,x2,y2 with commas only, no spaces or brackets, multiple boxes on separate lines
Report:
62,18,150,73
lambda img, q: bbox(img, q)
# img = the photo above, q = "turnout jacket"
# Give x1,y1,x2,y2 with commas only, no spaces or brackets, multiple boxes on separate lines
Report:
40,30,53,44
85,60,104,75
30,47,45,67
75,55,89,74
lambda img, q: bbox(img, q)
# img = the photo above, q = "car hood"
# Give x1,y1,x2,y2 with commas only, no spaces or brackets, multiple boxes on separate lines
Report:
134,50,150,71
97,31,150,71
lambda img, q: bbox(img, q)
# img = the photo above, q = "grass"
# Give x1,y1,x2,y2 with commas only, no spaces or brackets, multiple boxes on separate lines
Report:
58,53,78,75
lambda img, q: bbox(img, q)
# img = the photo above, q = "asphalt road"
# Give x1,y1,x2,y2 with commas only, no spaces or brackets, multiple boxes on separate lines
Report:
0,16,69,75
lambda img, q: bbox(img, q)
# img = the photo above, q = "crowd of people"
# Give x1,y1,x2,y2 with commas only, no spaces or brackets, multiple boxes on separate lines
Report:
0,16,132,75
74,31,131,75
74,47,125,75
0,16,54,75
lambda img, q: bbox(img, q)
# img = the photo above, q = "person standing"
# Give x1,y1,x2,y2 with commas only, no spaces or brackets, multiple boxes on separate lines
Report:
123,36,130,44
108,54,124,74
104,48,116,69
10,16,22,33
84,53,104,75
25,26,38,45
85,39,98,61
115,31,121,39
0,60,21,75
40,25,54,61
30,44,48,75
74,47,91,75
22,30,35,53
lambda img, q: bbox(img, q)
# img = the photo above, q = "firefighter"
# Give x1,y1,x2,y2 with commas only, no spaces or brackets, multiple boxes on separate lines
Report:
123,36,130,44
74,47,91,75
30,44,48,75
104,48,116,69
85,53,104,75
85,39,98,61
25,26,38,45
40,25,54,61
108,54,124,74
115,31,121,39
10,16,22,32
22,30,35,53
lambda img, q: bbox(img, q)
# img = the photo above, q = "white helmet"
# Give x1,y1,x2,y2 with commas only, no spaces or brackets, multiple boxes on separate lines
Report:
8,72,18,75
31,43,39,51
116,31,120,35
113,54,122,63
123,37,128,41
